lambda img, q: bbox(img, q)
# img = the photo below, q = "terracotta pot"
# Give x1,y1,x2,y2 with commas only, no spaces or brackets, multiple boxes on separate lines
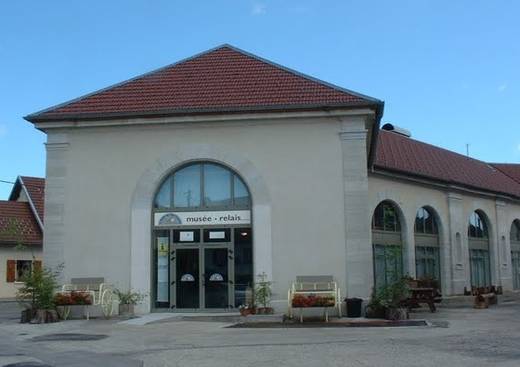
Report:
119,304,135,317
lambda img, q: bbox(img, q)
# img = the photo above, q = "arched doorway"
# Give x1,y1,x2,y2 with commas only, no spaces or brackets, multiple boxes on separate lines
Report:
468,211,491,288
152,162,252,310
414,207,441,282
372,201,403,289
511,220,520,289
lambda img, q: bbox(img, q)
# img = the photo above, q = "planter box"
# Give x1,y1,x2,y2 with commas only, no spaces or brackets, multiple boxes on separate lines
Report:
119,304,135,317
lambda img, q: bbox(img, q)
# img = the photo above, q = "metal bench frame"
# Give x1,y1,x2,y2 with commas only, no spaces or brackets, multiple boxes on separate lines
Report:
60,277,114,319
288,276,342,322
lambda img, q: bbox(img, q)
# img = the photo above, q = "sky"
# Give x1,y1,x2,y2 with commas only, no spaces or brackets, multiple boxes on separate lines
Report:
1,0,519,199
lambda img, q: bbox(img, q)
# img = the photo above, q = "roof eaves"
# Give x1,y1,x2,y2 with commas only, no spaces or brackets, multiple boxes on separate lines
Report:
18,176,44,231
27,101,381,124
373,165,520,201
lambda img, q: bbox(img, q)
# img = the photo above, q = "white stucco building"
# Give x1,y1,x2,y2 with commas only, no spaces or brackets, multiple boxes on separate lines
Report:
25,45,520,313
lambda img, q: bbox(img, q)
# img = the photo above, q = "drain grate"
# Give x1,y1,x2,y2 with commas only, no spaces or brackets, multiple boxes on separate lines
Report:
31,333,108,342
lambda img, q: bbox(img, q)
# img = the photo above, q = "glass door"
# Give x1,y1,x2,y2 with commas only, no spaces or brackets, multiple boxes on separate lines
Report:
175,248,200,309
203,247,230,308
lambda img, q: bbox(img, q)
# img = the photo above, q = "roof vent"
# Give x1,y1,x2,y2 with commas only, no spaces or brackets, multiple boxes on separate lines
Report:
382,123,412,138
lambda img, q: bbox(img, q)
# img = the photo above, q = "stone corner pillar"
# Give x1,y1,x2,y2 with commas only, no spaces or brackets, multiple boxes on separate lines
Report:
340,117,372,299
43,133,70,283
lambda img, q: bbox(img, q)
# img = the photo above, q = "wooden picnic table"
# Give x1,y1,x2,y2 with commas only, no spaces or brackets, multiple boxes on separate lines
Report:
407,287,437,313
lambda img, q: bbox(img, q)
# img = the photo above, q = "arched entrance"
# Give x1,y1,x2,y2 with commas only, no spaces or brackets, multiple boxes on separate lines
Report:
372,201,404,289
468,211,491,288
152,162,253,310
511,220,520,289
414,207,441,282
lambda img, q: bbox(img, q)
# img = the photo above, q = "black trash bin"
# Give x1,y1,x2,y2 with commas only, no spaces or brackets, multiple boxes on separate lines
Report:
345,298,363,318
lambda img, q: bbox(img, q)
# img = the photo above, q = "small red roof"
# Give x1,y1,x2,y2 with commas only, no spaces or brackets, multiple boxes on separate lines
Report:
492,164,520,185
374,130,520,199
20,176,45,222
25,45,382,122
0,201,42,246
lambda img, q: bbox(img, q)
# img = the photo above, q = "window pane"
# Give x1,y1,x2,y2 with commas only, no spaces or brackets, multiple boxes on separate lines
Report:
155,176,172,208
424,209,435,234
203,164,231,207
373,204,385,230
174,164,201,208
415,208,425,233
155,233,169,304
383,205,397,231
233,175,250,207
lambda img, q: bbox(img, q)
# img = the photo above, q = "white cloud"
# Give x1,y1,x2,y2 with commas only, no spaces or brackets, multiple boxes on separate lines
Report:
498,82,508,92
251,3,267,15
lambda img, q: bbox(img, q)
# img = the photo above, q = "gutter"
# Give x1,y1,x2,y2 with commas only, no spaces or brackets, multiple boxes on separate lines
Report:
367,101,385,168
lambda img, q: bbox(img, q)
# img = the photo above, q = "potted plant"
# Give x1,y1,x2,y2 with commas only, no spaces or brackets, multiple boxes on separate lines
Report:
365,288,386,319
238,304,256,316
378,278,410,321
17,264,61,324
114,288,146,317
254,272,274,314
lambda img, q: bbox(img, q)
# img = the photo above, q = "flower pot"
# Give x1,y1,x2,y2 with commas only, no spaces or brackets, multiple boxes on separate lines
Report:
385,307,409,321
119,304,135,317
30,309,59,324
239,308,256,316
365,305,386,319
20,309,36,324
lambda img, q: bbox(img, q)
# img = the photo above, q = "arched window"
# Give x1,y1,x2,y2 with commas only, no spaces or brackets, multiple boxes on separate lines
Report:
511,220,520,289
468,211,491,288
415,207,438,234
372,201,403,289
154,162,251,210
468,211,488,239
414,207,440,283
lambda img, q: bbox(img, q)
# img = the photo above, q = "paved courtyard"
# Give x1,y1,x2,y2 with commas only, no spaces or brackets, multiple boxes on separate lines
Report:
1,301,520,367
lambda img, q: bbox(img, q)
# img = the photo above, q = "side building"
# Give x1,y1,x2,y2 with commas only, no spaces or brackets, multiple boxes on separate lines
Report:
0,176,44,298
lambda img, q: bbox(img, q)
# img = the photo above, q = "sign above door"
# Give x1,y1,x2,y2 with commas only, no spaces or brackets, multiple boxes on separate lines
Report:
154,210,251,227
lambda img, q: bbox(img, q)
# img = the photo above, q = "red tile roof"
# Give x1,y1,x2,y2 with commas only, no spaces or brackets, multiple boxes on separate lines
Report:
0,201,42,246
492,164,520,185
20,176,45,222
374,130,520,199
25,45,382,122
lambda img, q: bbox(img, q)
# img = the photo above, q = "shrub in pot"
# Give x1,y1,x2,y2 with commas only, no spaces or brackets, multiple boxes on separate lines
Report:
254,272,274,314
378,278,410,321
17,264,62,324
114,288,145,317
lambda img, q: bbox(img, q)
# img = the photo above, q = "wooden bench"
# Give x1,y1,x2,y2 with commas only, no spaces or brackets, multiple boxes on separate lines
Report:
288,276,341,322
60,277,114,319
